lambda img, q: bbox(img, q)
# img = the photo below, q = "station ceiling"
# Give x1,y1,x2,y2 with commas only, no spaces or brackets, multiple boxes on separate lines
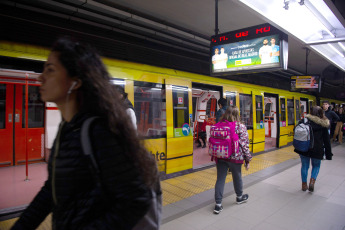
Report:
0,0,344,100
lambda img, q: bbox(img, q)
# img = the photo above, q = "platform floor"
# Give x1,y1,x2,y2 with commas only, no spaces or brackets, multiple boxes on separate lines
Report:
1,143,344,230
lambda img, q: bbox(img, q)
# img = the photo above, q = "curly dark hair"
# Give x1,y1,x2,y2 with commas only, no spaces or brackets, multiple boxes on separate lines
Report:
51,37,158,188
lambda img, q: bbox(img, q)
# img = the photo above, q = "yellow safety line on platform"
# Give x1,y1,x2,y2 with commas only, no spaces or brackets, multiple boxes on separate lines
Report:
0,146,298,230
161,146,298,206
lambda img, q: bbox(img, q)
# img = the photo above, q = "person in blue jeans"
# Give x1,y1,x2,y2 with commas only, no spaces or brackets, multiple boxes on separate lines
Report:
294,106,333,192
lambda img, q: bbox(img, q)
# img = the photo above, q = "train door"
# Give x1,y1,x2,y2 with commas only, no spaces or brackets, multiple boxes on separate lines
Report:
279,97,288,147
295,97,301,124
300,98,308,119
191,83,222,169
287,97,295,143
253,91,265,153
165,78,193,174
0,82,45,167
264,93,279,151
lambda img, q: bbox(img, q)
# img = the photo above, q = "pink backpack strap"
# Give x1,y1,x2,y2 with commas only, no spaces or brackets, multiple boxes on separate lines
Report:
227,121,239,141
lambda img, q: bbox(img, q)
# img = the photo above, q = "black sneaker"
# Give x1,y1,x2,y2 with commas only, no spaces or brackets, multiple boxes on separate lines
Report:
213,204,223,214
236,194,249,204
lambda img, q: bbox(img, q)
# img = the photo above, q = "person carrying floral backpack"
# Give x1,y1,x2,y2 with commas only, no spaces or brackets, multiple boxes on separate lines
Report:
213,106,252,214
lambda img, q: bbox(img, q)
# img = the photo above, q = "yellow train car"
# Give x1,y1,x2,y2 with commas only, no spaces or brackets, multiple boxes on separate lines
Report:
0,41,343,174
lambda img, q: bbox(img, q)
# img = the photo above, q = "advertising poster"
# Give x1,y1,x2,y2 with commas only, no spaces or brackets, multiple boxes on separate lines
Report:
290,76,319,91
212,34,281,73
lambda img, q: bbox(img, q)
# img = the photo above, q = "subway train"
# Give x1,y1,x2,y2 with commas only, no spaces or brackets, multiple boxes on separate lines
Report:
0,41,344,174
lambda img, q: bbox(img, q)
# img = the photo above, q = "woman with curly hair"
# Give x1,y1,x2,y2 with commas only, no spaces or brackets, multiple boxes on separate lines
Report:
12,37,159,229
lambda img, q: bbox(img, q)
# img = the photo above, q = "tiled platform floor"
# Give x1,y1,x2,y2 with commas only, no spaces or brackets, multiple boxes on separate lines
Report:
1,143,344,229
161,143,345,230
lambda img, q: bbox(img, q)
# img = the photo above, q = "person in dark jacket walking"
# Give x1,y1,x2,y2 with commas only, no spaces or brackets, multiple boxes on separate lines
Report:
215,98,228,123
333,107,344,144
11,37,159,230
322,101,339,134
294,106,333,192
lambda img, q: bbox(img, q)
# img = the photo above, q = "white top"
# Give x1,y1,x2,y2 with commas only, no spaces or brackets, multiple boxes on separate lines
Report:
259,45,272,64
126,108,137,130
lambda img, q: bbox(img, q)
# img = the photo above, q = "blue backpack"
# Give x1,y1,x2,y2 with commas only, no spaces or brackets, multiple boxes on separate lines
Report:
293,118,314,152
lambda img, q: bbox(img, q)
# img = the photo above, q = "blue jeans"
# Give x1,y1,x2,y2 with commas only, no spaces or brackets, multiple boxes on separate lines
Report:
300,155,321,182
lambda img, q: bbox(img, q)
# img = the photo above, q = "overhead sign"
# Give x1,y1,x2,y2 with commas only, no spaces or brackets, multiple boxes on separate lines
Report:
210,23,288,75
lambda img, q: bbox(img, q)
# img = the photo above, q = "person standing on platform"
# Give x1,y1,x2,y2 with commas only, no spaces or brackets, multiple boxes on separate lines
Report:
214,106,252,214
323,101,339,135
216,97,227,123
294,106,332,192
333,107,344,144
11,37,160,230
113,85,137,130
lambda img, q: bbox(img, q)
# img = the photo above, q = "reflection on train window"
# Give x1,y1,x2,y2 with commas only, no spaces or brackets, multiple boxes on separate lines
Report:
22,86,45,128
295,100,300,123
134,81,166,139
287,99,294,125
110,78,125,87
172,85,189,129
0,84,5,129
240,94,253,129
255,95,263,129
226,91,236,106
280,98,286,126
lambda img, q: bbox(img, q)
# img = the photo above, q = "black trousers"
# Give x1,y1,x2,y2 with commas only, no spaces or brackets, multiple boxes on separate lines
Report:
198,132,206,145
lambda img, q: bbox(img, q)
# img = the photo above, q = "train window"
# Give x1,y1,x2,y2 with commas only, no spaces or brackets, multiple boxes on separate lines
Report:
0,84,5,129
255,95,263,129
280,98,286,127
240,94,253,129
172,85,189,137
287,99,294,125
295,99,300,123
134,81,166,139
22,86,45,128
226,92,236,106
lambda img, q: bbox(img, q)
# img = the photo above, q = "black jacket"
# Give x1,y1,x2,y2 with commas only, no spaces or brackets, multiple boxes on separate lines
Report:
338,113,345,123
294,114,333,160
325,107,339,125
12,112,151,230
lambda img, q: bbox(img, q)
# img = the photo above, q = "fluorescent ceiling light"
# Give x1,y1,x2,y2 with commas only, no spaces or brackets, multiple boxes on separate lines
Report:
328,43,344,58
311,45,345,71
238,0,345,71
339,42,345,52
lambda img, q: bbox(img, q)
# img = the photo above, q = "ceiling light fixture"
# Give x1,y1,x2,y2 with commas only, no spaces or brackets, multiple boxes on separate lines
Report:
328,43,345,58
338,42,345,52
238,0,345,71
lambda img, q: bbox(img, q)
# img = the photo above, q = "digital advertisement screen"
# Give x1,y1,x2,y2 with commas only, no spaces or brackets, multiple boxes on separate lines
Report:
211,34,281,73
290,76,321,93
210,24,288,76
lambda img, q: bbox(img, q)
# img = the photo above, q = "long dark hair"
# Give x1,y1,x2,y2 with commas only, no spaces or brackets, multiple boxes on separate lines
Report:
310,106,327,120
52,37,158,187
221,105,241,122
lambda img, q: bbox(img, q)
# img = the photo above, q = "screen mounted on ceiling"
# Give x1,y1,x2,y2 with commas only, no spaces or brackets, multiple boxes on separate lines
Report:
210,24,288,75
290,75,321,93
